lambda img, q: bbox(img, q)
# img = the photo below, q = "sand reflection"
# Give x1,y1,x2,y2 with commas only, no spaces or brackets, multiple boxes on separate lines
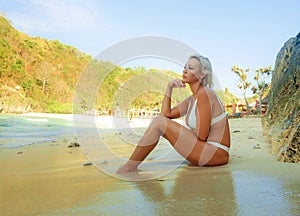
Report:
133,166,239,215
129,165,300,215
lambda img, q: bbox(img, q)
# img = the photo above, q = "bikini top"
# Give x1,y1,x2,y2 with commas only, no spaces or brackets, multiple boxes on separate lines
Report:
186,97,227,130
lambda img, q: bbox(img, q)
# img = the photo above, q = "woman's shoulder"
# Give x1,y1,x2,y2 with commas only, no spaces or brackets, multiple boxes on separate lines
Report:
196,87,222,107
199,86,218,98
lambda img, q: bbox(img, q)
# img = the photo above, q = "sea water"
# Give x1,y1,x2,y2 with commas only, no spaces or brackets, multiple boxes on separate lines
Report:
0,114,144,149
0,115,75,148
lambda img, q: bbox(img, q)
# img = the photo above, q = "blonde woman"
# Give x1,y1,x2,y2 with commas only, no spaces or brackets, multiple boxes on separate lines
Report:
117,55,230,173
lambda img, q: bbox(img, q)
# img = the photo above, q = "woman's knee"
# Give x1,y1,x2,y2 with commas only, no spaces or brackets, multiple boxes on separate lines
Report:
150,115,167,131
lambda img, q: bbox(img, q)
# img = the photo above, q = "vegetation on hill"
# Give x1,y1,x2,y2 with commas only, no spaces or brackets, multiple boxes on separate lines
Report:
0,15,243,115
0,15,191,114
0,15,92,113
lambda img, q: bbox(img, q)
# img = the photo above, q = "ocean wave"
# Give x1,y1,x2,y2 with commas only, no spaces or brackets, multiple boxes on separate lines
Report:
21,117,49,122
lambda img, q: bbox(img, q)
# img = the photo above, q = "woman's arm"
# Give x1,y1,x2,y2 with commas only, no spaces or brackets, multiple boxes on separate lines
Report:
195,88,212,141
161,79,190,119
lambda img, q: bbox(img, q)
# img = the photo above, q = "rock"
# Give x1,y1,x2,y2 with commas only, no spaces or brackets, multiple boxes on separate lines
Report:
253,144,261,149
83,162,93,166
100,160,108,165
0,85,32,114
262,32,300,163
17,151,23,154
67,142,80,148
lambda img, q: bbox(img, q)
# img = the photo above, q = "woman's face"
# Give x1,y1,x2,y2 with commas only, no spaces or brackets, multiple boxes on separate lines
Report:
182,58,203,84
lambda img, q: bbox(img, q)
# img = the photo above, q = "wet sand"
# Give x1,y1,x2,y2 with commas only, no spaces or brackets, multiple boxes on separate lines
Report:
0,117,299,215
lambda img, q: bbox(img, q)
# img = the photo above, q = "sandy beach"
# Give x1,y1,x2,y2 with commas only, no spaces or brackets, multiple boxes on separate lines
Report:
0,115,299,216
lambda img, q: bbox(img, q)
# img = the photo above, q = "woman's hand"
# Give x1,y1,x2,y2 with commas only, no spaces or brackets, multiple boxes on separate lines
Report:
162,78,187,118
168,79,186,89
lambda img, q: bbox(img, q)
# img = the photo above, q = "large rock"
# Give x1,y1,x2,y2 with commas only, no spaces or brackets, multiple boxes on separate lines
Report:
262,32,300,163
0,85,32,114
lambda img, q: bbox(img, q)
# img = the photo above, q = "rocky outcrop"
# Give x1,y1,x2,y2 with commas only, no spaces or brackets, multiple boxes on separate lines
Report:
0,85,32,113
262,32,300,163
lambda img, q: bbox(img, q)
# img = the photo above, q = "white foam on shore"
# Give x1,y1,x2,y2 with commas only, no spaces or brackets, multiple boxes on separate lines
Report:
20,112,74,120
19,112,153,129
23,118,49,122
19,112,185,129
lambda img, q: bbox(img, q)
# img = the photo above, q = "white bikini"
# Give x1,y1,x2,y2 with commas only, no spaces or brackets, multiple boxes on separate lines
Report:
186,98,230,153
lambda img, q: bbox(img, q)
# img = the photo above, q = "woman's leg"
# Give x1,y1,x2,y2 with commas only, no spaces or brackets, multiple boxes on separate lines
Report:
116,117,164,173
158,116,218,166
116,116,217,173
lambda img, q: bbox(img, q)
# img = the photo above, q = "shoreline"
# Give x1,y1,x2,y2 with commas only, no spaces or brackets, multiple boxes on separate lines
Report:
17,112,184,129
1,116,300,215
18,112,155,129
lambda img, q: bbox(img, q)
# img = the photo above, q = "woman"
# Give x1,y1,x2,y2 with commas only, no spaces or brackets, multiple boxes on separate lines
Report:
117,55,230,173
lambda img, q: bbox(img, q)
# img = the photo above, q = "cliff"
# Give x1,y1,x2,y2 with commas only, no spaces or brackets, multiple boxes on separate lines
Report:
262,32,300,163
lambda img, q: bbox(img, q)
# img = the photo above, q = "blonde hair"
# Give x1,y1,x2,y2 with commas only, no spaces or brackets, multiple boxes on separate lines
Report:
189,54,213,87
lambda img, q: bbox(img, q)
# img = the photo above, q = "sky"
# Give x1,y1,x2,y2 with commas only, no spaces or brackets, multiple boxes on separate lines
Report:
1,0,300,97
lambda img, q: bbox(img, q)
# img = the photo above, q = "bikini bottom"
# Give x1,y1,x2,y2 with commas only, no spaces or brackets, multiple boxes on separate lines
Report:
207,141,229,153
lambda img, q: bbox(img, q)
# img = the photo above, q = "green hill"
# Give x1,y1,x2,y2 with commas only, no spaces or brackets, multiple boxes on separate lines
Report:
0,15,240,114
0,15,191,114
0,15,92,113
73,61,190,114
215,90,238,105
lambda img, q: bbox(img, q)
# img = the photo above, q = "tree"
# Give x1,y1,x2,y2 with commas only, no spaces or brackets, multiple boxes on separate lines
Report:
21,79,33,97
36,61,55,95
251,66,272,114
224,87,229,106
231,65,251,112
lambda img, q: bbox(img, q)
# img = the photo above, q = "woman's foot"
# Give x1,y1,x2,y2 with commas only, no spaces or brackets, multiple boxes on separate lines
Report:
116,165,137,174
116,160,140,174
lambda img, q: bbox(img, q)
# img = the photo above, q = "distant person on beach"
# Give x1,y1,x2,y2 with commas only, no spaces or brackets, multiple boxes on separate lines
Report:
117,55,231,173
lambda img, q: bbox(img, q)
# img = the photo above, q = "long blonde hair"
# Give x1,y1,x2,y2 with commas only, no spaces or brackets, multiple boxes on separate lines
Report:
189,54,213,88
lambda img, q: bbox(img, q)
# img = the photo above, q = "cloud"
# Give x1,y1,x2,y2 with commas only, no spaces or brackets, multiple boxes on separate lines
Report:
8,0,109,34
